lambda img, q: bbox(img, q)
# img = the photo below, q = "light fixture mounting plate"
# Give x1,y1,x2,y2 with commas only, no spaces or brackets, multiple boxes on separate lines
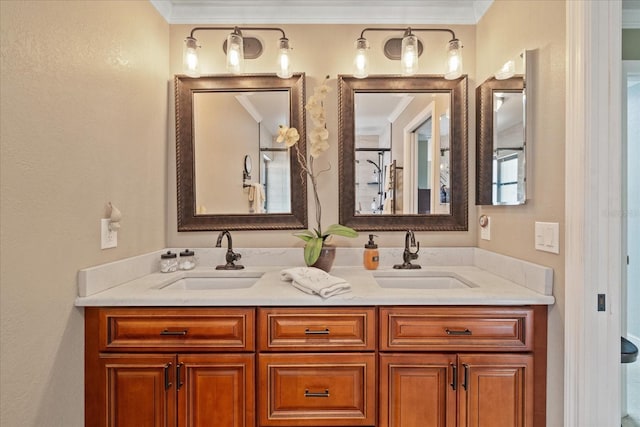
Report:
383,38,424,60
222,37,263,59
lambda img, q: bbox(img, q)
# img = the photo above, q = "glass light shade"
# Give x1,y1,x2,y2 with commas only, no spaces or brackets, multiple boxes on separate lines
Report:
445,39,462,80
495,60,515,80
183,37,200,77
353,37,369,79
276,37,292,79
226,32,244,74
401,33,419,76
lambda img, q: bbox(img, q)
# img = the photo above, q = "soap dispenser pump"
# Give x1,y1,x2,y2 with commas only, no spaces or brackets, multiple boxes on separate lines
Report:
363,234,379,270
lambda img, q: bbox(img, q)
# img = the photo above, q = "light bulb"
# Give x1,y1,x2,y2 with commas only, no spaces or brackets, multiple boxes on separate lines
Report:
401,33,419,76
276,37,292,79
183,37,200,77
226,30,244,74
445,39,462,80
353,37,369,79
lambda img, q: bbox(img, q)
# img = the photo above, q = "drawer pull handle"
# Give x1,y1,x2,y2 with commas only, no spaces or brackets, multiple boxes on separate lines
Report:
445,328,472,336
160,329,188,336
304,389,330,398
304,328,330,335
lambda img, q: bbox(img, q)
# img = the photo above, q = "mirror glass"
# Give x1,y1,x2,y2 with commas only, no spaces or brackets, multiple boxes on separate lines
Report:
175,74,307,231
354,92,451,216
476,51,530,205
193,91,291,214
339,75,468,231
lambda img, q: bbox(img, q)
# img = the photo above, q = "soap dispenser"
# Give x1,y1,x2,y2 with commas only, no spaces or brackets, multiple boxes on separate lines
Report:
363,234,379,270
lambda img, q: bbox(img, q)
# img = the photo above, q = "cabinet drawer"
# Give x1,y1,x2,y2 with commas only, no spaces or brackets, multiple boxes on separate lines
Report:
380,306,534,351
258,353,376,426
96,308,255,352
258,307,376,351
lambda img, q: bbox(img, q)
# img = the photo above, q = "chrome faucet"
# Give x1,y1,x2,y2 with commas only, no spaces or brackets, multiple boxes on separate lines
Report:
215,230,244,270
393,230,421,269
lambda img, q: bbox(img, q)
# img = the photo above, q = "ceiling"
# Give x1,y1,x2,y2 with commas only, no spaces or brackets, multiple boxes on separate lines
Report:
150,0,494,24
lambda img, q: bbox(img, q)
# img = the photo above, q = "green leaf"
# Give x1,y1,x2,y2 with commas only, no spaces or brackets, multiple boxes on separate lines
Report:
322,223,358,238
303,237,323,266
293,230,316,242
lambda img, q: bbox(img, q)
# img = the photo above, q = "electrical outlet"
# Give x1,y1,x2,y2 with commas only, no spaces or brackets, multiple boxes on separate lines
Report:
101,218,117,249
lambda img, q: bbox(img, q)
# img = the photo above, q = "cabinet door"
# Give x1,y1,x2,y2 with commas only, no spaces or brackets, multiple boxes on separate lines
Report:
458,354,533,427
379,353,457,427
177,354,255,427
99,354,177,427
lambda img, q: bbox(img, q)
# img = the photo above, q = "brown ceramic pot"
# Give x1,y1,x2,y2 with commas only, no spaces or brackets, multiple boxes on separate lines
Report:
309,245,336,272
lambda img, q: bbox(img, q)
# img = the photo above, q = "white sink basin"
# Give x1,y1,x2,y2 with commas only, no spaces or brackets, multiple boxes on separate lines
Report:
373,271,474,290
160,272,263,290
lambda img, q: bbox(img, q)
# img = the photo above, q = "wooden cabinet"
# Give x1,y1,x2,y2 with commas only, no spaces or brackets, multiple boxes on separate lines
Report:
257,307,376,426
85,305,546,427
85,308,255,427
378,306,547,427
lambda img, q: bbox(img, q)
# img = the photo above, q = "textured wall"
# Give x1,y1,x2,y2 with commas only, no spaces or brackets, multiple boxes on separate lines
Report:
166,23,478,249
0,1,169,425
475,1,566,425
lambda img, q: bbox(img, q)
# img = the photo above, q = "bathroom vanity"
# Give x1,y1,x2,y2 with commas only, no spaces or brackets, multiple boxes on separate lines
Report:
78,248,553,427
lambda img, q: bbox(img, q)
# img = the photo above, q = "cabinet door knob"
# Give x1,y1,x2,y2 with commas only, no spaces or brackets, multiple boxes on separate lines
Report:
304,389,330,398
462,363,470,390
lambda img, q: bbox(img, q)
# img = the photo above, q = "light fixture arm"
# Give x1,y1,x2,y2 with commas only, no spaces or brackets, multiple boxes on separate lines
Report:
358,27,456,41
189,26,287,40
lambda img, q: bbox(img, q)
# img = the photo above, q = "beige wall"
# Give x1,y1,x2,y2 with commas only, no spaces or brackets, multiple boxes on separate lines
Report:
167,23,478,249
476,1,566,425
0,1,169,425
0,1,567,425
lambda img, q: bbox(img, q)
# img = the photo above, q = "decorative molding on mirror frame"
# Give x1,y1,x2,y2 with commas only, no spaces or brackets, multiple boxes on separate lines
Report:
174,73,308,231
338,75,469,231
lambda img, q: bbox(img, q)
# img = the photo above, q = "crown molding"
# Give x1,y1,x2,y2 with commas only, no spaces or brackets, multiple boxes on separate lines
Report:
150,0,493,25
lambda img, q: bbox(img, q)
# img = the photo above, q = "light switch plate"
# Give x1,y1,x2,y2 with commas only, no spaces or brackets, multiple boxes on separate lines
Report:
101,218,117,249
535,222,559,254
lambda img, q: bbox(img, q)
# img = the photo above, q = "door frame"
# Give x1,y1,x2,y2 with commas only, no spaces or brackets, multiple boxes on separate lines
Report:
565,1,622,426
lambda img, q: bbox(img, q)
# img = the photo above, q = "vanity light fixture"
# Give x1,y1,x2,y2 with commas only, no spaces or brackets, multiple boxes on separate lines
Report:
353,27,463,79
183,26,293,78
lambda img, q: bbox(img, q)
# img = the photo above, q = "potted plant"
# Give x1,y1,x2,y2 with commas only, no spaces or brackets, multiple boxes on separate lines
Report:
277,76,357,270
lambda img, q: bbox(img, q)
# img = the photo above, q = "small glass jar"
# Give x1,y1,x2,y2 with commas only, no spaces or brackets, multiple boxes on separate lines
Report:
160,251,178,273
179,249,197,270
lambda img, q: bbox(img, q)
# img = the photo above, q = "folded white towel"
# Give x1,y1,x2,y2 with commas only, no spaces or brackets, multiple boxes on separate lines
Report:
280,267,351,298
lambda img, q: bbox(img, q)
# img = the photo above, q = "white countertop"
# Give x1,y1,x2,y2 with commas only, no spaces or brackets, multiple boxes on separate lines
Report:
75,248,555,307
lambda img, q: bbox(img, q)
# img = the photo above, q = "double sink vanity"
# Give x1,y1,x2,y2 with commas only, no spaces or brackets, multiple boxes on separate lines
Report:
78,246,553,427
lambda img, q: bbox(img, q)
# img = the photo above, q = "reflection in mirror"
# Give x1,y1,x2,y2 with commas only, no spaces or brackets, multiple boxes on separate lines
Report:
175,74,307,231
193,91,291,214
339,75,468,231
476,51,531,205
354,93,451,215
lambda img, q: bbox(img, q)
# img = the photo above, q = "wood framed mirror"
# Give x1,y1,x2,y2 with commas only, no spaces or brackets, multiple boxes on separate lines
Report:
338,75,468,231
476,50,531,206
175,73,307,231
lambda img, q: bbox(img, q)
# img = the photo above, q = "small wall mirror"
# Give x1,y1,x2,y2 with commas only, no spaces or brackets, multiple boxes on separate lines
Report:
476,51,531,205
339,75,468,231
175,73,307,230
